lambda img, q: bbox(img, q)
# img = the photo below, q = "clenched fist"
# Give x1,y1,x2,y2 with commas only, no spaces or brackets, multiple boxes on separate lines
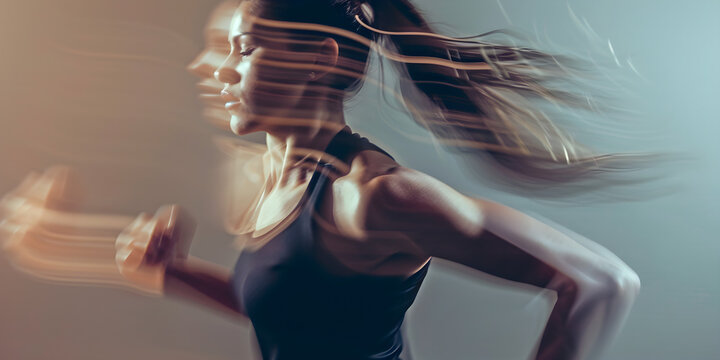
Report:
115,205,195,295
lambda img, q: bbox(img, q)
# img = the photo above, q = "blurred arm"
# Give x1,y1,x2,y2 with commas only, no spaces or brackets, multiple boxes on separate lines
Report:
164,256,248,322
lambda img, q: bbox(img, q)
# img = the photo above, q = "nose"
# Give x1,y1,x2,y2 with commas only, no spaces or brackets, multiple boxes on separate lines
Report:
214,66,241,85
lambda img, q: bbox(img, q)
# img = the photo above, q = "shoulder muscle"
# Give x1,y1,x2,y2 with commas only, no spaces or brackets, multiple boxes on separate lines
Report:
363,167,485,253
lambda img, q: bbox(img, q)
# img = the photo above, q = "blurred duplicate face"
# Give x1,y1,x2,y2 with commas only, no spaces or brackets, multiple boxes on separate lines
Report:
187,1,236,130
214,2,333,136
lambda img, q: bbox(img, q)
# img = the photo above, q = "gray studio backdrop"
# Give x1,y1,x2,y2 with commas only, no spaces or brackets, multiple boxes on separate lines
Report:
1,0,717,359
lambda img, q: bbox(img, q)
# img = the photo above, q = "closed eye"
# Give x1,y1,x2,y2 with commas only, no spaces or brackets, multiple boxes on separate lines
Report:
238,48,255,57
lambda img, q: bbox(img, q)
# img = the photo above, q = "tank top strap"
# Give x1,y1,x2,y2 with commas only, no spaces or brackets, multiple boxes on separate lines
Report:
297,126,395,247
303,162,334,214
305,126,395,209
323,125,396,165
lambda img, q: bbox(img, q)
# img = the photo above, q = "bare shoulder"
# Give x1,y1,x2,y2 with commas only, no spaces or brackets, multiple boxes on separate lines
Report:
364,166,484,238
331,160,484,251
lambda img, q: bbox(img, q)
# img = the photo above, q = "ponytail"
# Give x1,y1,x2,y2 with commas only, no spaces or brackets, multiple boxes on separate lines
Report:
357,0,659,197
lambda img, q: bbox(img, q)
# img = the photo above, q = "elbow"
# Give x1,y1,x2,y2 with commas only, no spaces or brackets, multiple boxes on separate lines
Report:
612,268,641,299
564,265,641,309
587,267,641,304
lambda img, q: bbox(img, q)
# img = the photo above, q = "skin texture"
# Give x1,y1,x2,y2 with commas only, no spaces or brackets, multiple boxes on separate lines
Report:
121,3,642,360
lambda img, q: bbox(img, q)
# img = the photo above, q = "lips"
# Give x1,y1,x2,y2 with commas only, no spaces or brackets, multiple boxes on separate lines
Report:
224,101,244,111
220,89,239,101
220,89,245,112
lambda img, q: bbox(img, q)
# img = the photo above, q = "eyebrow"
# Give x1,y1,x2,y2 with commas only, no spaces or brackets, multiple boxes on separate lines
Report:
230,32,257,48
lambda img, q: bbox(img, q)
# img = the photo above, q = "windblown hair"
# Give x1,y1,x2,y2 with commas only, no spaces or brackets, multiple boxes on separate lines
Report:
244,0,662,198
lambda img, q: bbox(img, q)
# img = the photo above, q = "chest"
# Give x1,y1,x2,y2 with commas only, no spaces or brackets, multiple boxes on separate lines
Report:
252,154,429,278
252,180,427,278
254,181,308,233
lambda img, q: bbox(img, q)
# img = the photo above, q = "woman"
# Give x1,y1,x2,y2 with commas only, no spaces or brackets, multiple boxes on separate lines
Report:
118,1,642,359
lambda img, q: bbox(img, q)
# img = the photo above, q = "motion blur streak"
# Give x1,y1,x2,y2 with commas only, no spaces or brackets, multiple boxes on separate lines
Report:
0,167,163,295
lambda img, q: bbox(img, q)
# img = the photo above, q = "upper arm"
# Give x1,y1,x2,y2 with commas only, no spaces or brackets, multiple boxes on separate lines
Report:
164,256,248,320
366,167,637,291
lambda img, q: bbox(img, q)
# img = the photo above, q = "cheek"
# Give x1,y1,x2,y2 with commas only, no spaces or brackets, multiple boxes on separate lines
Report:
245,63,307,109
235,67,271,115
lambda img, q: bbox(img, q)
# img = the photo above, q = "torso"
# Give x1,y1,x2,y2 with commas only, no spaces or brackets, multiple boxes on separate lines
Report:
233,129,432,359
251,143,431,279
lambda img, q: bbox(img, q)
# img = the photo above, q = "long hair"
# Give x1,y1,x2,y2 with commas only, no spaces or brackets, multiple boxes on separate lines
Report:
243,0,666,199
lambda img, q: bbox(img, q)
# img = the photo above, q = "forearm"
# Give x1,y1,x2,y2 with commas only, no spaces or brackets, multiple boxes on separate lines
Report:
534,273,640,360
163,256,248,321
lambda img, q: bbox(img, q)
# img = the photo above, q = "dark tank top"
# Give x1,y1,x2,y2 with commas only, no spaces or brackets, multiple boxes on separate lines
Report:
231,126,431,360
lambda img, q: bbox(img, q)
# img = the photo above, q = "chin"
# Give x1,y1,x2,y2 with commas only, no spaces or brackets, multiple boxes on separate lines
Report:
230,115,262,136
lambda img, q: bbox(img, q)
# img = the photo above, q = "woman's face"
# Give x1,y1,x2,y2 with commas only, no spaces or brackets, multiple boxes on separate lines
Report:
214,3,321,136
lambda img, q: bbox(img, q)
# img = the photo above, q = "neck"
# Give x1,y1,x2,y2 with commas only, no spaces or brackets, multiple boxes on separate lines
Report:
264,105,348,187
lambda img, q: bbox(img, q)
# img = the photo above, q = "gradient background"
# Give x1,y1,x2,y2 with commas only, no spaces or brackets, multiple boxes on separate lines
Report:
1,0,718,359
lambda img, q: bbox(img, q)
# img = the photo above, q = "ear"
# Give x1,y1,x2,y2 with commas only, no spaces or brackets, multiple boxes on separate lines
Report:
311,37,339,81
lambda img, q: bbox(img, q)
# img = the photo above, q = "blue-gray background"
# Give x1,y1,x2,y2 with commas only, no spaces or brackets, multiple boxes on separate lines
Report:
1,0,717,359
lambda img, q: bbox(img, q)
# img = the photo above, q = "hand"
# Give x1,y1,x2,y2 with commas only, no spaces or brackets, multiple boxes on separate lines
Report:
115,205,196,295
1,167,71,254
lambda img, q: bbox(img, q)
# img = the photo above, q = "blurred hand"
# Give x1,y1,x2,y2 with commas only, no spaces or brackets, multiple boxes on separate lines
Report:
115,205,196,295
0,167,70,254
